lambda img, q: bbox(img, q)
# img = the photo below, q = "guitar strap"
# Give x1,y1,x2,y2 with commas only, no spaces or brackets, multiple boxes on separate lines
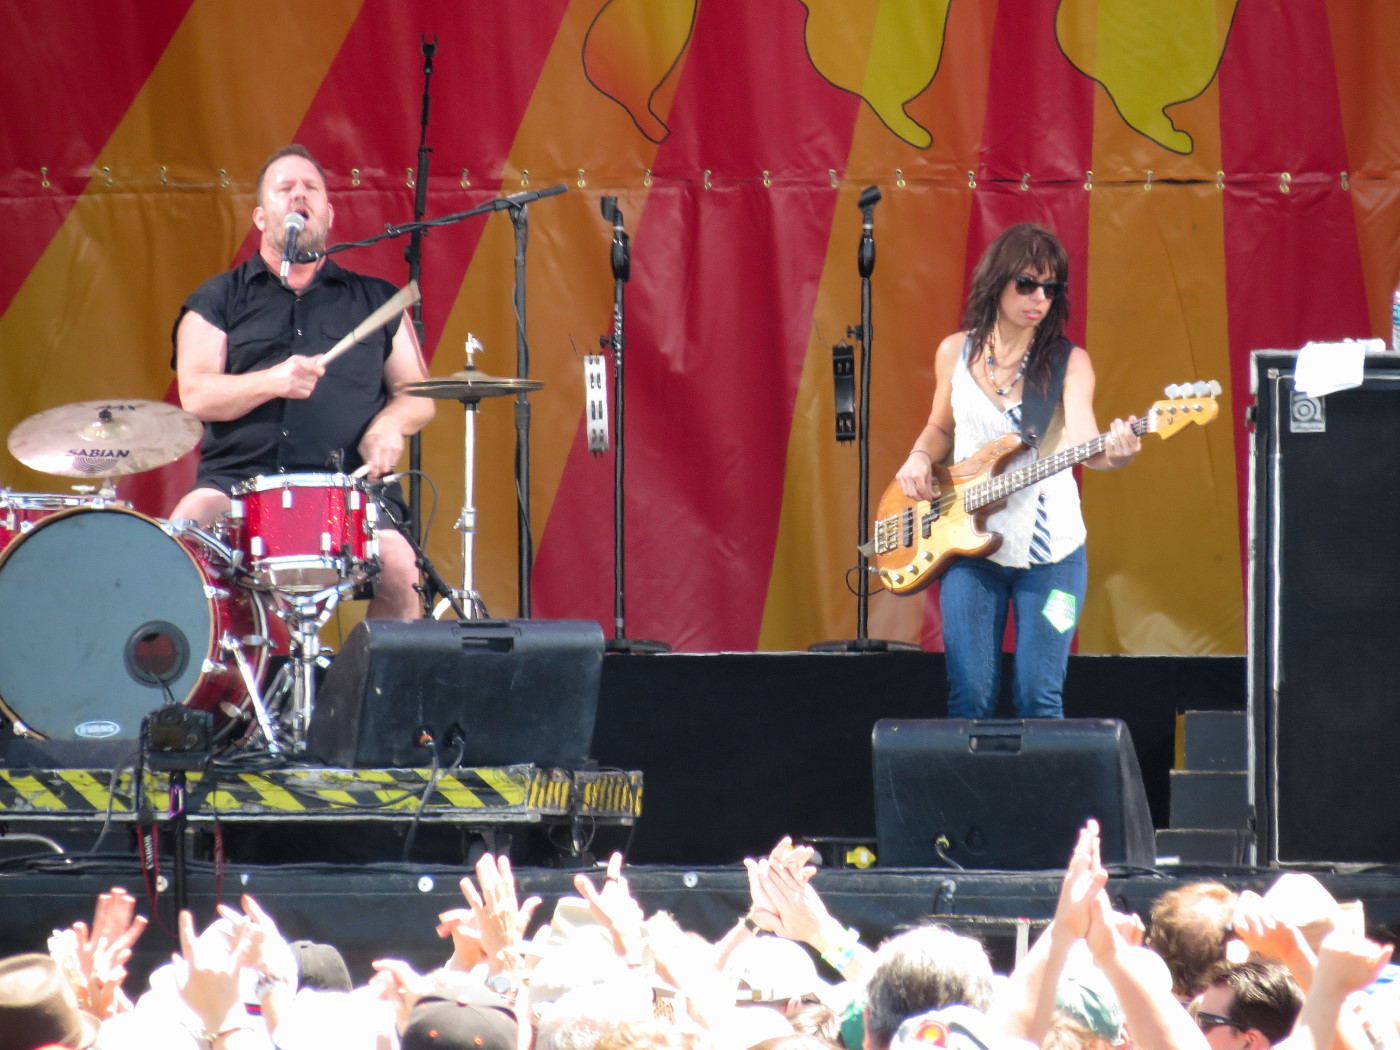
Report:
1019,335,1072,450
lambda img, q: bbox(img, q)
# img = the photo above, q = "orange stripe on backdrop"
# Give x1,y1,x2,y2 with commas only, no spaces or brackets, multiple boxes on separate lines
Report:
1326,0,1400,341
759,0,997,650
425,0,687,616
0,0,365,497
1079,2,1243,654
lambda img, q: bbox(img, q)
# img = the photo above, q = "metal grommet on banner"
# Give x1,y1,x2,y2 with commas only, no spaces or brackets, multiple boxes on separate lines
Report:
577,169,586,188
160,165,168,185
1084,170,1093,191
1020,172,1030,192
643,168,652,187
100,166,113,187
1340,171,1350,191
460,169,471,188
1144,169,1154,192
1216,170,1225,190
40,167,49,188
828,169,839,188
218,168,228,188
895,168,905,188
967,170,976,189
762,170,771,188
520,169,530,188
406,168,415,189
351,168,361,187
702,169,711,190
1279,172,1292,194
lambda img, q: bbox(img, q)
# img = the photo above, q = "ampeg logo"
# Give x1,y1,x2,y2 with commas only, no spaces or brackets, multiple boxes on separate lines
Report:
1289,391,1325,434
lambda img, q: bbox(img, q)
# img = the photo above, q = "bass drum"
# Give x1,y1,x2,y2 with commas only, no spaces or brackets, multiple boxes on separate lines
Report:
0,506,275,741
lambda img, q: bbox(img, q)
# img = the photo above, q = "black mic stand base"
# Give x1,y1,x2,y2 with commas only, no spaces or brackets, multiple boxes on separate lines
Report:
807,636,923,653
605,636,672,654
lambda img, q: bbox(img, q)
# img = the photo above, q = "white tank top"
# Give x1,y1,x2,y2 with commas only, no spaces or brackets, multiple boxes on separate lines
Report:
949,337,1086,567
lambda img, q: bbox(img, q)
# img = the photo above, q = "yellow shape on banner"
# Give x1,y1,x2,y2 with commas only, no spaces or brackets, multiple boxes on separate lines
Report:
583,0,698,143
1057,0,1239,155
798,0,953,149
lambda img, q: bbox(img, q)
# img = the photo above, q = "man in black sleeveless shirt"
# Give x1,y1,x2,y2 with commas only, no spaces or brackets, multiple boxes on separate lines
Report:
170,145,434,618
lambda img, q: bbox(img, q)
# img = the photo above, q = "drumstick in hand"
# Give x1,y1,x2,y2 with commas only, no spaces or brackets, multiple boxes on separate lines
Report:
319,280,420,367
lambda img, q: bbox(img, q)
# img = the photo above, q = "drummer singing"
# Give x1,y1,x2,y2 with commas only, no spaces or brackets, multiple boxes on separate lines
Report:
169,145,434,618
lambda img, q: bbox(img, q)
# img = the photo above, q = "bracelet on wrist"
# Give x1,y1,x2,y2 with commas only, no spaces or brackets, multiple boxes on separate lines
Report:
201,1021,254,1048
820,926,862,975
908,448,933,463
741,913,761,934
255,971,296,999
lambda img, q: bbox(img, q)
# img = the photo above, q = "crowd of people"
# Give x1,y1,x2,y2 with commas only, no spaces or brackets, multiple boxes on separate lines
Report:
0,821,1395,1050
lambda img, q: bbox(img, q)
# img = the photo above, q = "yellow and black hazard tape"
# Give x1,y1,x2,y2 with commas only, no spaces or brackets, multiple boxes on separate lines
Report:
0,765,642,823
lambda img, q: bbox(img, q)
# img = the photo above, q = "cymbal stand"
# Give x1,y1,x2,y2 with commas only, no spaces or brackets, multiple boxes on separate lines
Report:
437,337,489,619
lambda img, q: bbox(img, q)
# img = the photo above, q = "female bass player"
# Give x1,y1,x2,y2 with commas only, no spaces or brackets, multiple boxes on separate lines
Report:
893,223,1140,719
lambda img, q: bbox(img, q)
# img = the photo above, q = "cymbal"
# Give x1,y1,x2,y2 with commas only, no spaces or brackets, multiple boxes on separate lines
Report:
8,399,202,477
399,369,544,402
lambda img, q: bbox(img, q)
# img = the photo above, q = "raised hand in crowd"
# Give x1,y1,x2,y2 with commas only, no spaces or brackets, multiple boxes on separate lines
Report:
57,884,147,1019
574,851,647,962
217,893,299,1031
173,909,260,1050
1281,931,1394,1050
1232,890,1319,989
457,851,543,977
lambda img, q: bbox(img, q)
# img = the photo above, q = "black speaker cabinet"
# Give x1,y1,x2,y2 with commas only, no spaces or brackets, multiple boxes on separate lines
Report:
1250,350,1400,863
306,619,604,768
873,718,1155,870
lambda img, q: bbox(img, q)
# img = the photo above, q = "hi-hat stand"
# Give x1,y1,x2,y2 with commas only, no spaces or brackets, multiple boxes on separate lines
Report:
811,185,921,653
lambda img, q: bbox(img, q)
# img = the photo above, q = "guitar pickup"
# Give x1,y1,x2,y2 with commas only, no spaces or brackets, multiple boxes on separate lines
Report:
921,505,939,537
901,507,914,548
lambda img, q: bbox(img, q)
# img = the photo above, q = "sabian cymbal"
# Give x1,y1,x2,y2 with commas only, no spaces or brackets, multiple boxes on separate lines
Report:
8,399,202,477
399,370,544,402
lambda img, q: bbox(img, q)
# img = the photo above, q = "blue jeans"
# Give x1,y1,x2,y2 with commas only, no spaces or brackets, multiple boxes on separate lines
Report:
938,545,1087,719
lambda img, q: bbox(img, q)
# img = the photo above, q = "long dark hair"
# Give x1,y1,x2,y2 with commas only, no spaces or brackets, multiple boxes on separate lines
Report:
962,223,1071,392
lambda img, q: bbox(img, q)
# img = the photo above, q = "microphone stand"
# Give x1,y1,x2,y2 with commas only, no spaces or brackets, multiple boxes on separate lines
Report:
599,197,669,653
404,35,436,613
507,200,534,619
368,484,468,620
811,186,920,653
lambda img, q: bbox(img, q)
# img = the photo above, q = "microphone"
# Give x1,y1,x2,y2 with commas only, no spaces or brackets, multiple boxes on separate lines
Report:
364,471,404,491
857,185,880,280
601,197,630,283
280,212,306,280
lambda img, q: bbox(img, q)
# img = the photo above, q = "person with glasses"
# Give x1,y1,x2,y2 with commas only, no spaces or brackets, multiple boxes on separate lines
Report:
1192,961,1302,1050
894,222,1140,719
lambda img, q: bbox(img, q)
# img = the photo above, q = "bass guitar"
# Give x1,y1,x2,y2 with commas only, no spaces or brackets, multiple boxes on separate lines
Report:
861,381,1221,597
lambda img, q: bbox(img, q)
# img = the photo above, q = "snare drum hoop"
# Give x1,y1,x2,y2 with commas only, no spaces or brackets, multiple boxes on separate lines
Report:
0,506,271,739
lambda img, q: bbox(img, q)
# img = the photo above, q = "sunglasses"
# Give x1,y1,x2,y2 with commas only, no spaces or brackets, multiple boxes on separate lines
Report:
1013,275,1067,297
1195,1012,1249,1035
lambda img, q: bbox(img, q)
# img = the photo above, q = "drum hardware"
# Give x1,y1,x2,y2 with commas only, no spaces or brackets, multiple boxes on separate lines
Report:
399,337,544,620
260,578,359,751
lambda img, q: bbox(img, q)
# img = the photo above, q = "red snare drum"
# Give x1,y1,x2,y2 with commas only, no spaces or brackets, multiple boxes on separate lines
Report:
0,491,116,549
229,472,379,592
0,507,277,741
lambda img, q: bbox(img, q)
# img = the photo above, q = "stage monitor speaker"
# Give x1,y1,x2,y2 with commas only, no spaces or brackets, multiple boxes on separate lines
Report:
306,618,604,768
1251,351,1400,862
873,718,1155,870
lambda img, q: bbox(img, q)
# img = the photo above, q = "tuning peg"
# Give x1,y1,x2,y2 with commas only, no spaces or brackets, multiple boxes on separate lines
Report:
1191,380,1215,397
1164,383,1183,399
1207,379,1222,396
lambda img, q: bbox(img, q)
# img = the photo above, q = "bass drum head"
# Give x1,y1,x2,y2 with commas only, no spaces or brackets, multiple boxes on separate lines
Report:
0,508,215,741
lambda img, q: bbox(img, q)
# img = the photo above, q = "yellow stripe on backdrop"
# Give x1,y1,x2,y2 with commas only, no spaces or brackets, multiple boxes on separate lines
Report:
423,0,694,616
759,0,997,650
1078,6,1242,655
0,0,364,494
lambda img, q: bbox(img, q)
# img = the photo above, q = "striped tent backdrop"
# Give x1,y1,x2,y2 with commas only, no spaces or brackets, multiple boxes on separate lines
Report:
1,0,1395,654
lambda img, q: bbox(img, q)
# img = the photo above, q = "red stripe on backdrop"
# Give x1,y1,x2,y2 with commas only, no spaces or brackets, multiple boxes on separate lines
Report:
1217,0,1368,561
921,0,1097,652
0,1,194,316
532,0,861,650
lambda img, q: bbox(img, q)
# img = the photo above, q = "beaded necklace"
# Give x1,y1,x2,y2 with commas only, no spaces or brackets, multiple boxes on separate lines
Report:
985,323,1031,397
